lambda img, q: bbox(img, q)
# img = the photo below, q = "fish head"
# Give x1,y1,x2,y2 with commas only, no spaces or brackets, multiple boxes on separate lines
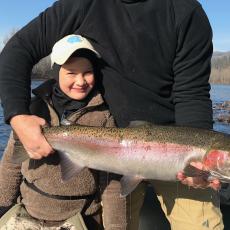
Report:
203,132,230,182
203,149,230,182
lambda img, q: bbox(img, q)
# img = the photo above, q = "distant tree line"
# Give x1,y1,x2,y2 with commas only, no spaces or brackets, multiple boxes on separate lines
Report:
2,28,18,47
1,28,52,79
1,29,230,84
212,55,230,69
210,54,230,84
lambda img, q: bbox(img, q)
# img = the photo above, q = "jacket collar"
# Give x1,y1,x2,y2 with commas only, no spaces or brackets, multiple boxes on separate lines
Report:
32,79,56,101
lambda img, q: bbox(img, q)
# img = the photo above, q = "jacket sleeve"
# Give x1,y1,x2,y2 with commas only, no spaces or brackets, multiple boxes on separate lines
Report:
0,132,22,217
0,0,86,123
173,6,213,129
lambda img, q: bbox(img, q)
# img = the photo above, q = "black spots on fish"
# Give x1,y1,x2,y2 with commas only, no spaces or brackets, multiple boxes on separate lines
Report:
211,133,230,152
43,124,230,153
152,126,213,148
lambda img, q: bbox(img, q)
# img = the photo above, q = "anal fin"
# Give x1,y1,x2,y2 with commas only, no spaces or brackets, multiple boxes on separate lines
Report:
120,175,143,197
58,151,85,181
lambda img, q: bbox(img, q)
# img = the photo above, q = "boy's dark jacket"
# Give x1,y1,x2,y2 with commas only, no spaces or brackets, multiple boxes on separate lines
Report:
0,79,115,221
0,0,213,129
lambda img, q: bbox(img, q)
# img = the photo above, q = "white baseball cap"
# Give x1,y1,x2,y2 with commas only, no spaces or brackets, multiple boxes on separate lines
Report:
50,34,100,66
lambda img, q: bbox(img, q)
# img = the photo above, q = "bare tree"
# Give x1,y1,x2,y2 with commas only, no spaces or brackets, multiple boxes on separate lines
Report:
1,28,52,79
210,52,230,84
2,28,19,46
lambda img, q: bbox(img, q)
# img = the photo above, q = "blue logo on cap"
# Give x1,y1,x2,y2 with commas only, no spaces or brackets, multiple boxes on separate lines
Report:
67,36,82,43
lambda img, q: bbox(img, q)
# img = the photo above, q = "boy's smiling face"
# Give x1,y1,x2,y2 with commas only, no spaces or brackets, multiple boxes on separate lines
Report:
59,57,95,100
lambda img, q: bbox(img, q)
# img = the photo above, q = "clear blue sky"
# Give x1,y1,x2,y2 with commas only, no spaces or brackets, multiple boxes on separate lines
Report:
199,0,230,52
0,0,229,51
0,0,56,49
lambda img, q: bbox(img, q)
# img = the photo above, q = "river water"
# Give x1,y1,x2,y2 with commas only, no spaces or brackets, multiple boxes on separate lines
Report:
0,82,230,158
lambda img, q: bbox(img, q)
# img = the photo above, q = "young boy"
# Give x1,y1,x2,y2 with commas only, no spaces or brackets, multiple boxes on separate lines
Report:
0,35,136,230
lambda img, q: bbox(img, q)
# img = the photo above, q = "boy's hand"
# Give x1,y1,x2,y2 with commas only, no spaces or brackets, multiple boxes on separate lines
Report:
10,114,54,159
177,162,221,190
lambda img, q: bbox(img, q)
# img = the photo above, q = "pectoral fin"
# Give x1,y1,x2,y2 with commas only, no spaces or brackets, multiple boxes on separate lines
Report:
58,151,85,181
120,175,143,197
11,141,29,164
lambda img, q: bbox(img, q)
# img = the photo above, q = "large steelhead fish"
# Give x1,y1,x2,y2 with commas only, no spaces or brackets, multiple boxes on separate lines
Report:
16,122,230,196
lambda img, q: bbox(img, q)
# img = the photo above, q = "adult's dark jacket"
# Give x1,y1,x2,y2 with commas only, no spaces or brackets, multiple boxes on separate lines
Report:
0,0,213,128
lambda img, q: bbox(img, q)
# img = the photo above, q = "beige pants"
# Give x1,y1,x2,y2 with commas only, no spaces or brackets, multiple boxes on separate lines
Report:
0,204,87,230
102,180,223,230
151,180,224,230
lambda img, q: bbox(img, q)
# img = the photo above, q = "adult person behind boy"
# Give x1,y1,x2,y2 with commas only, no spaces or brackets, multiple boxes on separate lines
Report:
0,35,129,229
0,0,223,229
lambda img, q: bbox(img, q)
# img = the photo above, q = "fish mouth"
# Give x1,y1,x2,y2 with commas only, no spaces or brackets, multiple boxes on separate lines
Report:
209,170,230,183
